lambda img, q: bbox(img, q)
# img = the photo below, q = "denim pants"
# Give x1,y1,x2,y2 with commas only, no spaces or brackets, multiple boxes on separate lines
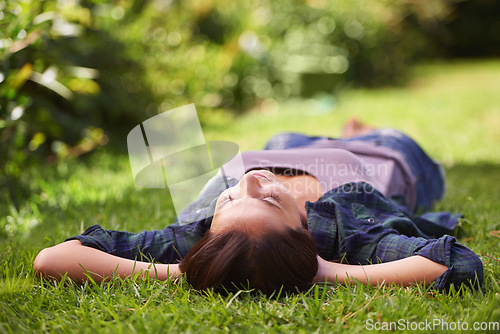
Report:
263,129,446,212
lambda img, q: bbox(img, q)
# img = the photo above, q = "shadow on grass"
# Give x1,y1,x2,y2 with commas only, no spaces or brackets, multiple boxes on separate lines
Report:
442,162,500,209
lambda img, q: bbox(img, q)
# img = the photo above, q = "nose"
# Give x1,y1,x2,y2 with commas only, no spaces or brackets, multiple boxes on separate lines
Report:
239,173,262,197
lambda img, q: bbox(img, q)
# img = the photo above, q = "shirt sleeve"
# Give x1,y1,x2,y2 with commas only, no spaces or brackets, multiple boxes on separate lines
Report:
372,234,484,290
65,220,210,264
64,172,231,263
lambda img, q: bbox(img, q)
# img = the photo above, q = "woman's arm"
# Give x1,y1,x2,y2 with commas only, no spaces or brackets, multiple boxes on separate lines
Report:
314,255,447,287
33,240,181,283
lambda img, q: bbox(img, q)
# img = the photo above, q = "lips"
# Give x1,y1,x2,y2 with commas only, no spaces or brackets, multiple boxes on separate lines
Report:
250,171,270,181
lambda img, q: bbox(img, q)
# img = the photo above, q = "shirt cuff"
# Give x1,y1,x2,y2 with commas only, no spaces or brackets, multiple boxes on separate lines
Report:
414,235,484,290
65,224,117,254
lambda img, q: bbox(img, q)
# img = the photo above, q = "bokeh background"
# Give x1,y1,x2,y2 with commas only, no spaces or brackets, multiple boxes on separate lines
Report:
1,2,500,331
1,0,500,218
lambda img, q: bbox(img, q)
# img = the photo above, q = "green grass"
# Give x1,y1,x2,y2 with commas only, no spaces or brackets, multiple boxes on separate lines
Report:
1,60,500,333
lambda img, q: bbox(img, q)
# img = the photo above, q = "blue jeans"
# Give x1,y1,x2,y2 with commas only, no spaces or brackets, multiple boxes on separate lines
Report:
263,130,446,212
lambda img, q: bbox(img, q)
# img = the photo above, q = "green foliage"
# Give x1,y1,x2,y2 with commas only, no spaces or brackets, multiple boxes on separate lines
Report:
0,0,115,205
417,0,500,57
0,60,499,333
0,0,495,207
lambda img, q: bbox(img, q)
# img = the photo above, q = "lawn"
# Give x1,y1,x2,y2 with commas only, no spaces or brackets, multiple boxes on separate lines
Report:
1,60,499,333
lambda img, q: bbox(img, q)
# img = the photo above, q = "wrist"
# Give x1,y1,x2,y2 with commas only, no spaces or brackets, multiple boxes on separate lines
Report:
166,264,180,279
314,256,335,283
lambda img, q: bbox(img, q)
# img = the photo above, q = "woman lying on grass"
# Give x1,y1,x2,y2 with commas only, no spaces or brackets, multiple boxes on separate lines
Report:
34,119,484,295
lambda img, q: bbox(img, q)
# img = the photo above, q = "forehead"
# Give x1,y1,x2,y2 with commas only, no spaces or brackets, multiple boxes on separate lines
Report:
212,199,288,235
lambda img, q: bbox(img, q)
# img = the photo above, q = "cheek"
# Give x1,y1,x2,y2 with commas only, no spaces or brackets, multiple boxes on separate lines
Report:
276,191,299,212
214,192,228,210
214,187,238,212
277,186,295,200
268,183,291,194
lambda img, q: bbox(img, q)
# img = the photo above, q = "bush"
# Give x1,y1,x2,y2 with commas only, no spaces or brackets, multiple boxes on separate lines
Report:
1,0,118,205
0,0,492,207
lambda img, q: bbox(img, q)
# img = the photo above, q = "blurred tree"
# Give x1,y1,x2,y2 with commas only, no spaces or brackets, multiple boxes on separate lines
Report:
412,0,500,57
1,0,497,208
0,0,148,206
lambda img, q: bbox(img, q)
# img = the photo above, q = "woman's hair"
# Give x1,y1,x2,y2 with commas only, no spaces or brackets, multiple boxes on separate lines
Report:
179,227,318,295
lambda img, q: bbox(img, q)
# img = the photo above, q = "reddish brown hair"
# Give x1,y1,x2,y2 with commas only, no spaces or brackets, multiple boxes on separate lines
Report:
179,227,317,295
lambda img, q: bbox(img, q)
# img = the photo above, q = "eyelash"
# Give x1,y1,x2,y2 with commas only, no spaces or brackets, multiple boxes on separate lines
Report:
222,193,281,203
263,193,281,203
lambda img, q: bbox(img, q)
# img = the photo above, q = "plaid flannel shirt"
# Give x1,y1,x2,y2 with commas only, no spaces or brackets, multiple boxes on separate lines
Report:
67,179,483,290
68,129,484,290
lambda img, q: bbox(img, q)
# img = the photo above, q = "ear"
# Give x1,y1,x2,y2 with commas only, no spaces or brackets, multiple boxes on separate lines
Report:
300,218,309,230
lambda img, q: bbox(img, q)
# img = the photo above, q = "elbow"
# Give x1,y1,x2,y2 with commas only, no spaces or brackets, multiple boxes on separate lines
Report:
33,240,83,281
33,246,57,280
33,247,48,277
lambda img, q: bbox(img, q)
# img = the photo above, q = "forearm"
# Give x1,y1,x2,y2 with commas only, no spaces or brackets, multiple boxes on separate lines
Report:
34,240,181,283
315,255,448,287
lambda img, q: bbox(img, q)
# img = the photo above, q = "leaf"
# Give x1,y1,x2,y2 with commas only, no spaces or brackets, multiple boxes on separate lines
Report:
6,63,33,91
489,230,500,238
8,30,42,54
30,71,74,100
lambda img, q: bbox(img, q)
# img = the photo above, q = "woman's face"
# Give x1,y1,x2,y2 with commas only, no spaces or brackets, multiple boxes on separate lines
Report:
211,170,303,235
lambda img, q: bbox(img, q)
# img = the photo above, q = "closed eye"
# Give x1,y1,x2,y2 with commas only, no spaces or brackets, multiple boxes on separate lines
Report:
220,193,281,205
262,193,281,203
